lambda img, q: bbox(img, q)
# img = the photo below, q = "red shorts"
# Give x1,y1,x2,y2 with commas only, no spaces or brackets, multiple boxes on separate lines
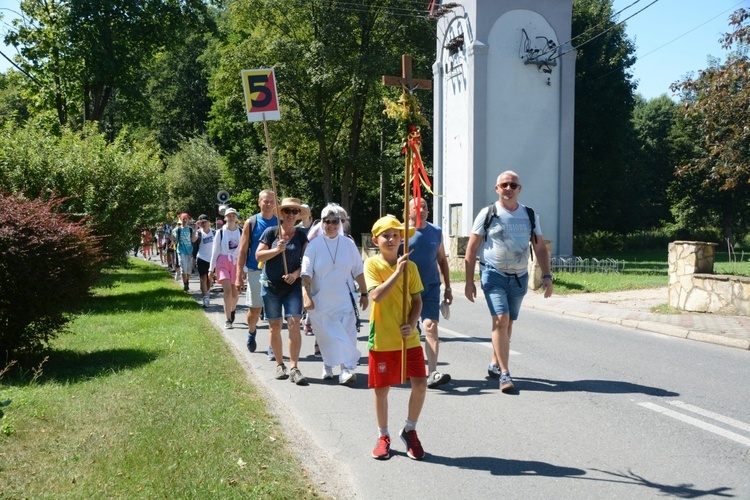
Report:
368,346,426,388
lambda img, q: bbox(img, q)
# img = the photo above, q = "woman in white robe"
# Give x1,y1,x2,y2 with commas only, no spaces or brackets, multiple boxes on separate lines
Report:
301,205,368,385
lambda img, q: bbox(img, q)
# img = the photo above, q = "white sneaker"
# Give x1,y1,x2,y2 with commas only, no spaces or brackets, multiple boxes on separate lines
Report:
339,369,356,385
202,296,209,308
322,365,334,380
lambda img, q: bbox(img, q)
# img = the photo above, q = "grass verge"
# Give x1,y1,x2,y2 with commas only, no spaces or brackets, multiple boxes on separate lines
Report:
450,249,749,295
0,259,320,498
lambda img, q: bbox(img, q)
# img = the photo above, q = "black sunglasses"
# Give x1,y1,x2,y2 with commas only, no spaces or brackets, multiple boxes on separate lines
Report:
499,182,519,189
282,208,301,215
323,219,340,225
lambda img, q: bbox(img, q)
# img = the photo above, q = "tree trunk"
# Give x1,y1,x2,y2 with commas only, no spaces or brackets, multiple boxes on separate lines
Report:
341,83,368,214
318,133,332,203
722,209,733,246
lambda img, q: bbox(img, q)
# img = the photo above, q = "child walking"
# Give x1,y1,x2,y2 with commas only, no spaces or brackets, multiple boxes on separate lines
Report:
364,215,427,460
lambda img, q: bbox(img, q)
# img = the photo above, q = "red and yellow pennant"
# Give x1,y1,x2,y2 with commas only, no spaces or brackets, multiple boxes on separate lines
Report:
401,126,433,227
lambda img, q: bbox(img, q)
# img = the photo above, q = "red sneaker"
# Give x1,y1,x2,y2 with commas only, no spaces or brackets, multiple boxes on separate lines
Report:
372,435,391,460
399,428,425,460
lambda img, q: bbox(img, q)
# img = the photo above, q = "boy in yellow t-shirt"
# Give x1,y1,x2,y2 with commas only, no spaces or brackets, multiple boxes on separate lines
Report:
364,215,426,461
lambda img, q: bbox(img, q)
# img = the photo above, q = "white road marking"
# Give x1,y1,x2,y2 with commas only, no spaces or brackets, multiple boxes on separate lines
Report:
639,402,750,447
438,326,521,355
668,400,750,433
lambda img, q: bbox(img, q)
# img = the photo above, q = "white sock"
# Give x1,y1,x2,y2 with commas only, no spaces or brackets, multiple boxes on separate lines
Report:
404,419,417,432
378,427,389,437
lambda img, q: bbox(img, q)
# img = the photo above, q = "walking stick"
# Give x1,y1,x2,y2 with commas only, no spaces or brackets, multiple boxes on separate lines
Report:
262,113,288,274
401,150,411,384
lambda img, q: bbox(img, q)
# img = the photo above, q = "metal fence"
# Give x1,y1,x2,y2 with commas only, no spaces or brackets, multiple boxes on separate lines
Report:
551,257,624,274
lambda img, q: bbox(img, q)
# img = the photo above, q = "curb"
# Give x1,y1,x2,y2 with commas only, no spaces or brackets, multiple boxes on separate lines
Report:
526,303,750,351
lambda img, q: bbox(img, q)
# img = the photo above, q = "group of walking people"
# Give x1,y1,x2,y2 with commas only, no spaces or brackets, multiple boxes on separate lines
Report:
166,170,553,462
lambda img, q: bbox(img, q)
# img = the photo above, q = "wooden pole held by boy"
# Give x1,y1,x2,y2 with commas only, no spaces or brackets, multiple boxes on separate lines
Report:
382,55,432,383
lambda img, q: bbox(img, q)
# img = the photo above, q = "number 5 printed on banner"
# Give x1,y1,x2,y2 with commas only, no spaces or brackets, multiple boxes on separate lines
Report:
241,69,281,122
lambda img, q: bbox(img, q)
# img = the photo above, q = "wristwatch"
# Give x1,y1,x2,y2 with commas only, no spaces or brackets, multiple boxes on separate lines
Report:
542,274,553,280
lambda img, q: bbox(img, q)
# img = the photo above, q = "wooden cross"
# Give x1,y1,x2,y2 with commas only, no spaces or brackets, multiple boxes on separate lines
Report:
382,54,432,95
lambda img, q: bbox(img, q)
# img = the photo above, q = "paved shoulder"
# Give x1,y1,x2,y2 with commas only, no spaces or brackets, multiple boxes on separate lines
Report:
522,287,750,350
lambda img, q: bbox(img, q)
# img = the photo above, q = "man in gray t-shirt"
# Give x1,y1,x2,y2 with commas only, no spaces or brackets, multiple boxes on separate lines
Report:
464,171,553,393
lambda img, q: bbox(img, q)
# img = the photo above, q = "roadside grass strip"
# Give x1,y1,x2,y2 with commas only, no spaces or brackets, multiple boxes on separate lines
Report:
0,259,320,498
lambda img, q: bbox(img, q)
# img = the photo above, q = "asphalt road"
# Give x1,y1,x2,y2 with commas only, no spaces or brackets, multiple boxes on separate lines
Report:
198,279,750,499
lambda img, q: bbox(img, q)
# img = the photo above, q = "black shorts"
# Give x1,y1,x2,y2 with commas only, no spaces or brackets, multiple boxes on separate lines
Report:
197,258,210,276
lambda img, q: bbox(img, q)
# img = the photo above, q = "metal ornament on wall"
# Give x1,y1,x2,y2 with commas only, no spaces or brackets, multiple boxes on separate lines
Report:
520,28,557,74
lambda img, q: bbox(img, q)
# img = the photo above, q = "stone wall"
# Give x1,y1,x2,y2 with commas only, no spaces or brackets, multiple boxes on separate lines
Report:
361,233,378,260
448,236,470,274
668,241,750,315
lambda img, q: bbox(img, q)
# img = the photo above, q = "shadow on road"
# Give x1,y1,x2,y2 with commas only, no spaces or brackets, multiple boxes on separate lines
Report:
589,468,734,498
426,457,733,497
515,377,678,397
428,454,586,477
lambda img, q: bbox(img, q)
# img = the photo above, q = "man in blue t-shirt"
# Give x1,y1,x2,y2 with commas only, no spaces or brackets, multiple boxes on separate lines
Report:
235,189,278,353
408,198,453,389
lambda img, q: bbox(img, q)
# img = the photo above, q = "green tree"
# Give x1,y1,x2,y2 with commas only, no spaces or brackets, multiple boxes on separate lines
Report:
147,32,215,153
208,0,433,224
4,0,212,128
165,136,224,219
572,0,637,233
630,94,680,227
0,71,32,126
670,8,750,243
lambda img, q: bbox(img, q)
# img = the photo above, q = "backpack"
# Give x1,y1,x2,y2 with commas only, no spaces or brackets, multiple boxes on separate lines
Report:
192,230,201,258
482,203,537,260
238,215,258,253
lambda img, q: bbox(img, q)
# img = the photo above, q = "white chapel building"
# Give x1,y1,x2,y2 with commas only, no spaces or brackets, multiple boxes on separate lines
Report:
431,0,575,257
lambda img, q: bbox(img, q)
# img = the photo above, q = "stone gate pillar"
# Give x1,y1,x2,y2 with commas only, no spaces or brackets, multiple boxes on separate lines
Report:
668,241,716,309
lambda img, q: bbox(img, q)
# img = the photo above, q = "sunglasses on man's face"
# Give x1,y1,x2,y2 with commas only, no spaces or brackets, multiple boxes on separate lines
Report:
499,182,519,190
323,218,340,225
282,208,300,215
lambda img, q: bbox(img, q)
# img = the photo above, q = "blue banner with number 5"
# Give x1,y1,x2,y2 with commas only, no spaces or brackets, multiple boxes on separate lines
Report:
241,69,281,122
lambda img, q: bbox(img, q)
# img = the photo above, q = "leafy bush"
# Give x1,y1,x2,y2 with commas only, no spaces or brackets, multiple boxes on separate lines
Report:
575,226,726,254
0,123,166,264
573,230,622,254
164,136,223,218
0,193,103,359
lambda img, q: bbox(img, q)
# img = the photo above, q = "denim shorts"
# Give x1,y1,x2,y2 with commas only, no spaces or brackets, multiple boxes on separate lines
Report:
480,265,529,320
261,282,302,321
420,282,441,321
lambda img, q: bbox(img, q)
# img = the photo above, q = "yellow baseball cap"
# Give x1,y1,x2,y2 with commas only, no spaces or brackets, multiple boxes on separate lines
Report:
371,215,416,238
